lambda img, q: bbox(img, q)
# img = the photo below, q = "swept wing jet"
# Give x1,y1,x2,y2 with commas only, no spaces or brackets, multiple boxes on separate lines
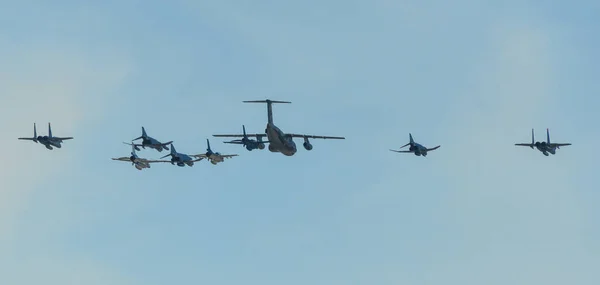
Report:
18,123,73,150
515,128,571,156
156,144,204,167
112,143,168,170
131,127,173,152
390,133,440,157
223,125,267,151
191,139,238,165
213,99,345,156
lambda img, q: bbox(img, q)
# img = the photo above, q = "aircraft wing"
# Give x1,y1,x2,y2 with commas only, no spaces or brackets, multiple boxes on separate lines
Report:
18,137,35,140
515,143,534,147
389,149,413,153
220,154,238,158
426,145,441,151
213,134,267,138
288,134,345,140
56,137,73,140
112,157,131,162
550,143,571,147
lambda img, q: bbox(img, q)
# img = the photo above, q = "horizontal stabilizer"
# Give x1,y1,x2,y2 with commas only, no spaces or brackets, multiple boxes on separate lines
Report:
243,100,291,104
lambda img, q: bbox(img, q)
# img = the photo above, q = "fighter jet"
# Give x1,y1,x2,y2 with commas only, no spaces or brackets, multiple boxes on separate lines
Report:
131,127,173,152
18,123,73,150
191,139,238,165
515,128,571,156
390,133,440,157
112,143,167,170
223,125,267,151
213,99,345,156
157,144,204,167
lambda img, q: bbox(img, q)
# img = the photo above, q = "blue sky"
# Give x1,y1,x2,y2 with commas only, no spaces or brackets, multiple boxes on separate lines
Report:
1,1,599,284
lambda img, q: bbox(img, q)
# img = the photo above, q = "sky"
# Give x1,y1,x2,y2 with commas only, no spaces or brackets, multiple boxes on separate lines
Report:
0,0,599,284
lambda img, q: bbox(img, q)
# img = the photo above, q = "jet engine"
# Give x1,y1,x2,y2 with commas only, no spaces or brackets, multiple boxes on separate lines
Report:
303,137,313,150
256,136,266,150
303,142,313,150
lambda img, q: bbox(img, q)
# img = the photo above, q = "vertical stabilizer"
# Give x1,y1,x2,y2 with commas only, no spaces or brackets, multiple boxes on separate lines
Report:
531,128,535,145
243,99,291,125
546,128,551,144
409,133,414,144
141,127,147,138
170,144,177,155
48,123,53,138
242,125,247,137
34,123,37,138
206,139,212,152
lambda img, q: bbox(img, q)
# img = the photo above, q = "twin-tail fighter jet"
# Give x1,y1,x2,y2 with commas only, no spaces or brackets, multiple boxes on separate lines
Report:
18,123,73,150
112,143,167,170
223,125,267,151
158,144,204,167
131,127,173,152
515,128,571,156
390,133,440,157
191,139,238,165
213,99,345,156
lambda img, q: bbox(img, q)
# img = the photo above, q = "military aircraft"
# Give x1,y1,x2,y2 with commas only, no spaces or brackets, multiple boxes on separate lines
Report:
18,123,73,150
131,127,173,152
390,133,440,157
191,139,238,165
515,128,571,156
213,99,345,156
112,143,166,170
157,144,204,167
223,125,267,151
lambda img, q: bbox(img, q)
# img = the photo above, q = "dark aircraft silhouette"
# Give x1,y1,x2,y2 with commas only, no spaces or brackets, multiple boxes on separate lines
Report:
157,144,204,167
223,125,267,151
131,127,172,152
515,128,571,156
18,123,73,150
390,133,440,157
213,99,345,156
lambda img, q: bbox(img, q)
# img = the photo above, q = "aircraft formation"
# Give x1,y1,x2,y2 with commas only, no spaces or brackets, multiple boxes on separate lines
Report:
18,99,572,169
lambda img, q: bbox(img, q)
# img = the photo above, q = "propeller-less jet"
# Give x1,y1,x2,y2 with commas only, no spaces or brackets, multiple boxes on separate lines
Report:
157,144,204,167
112,143,166,170
515,128,571,156
213,99,345,156
131,127,173,152
390,133,440,157
18,123,73,150
223,125,267,151
191,139,238,165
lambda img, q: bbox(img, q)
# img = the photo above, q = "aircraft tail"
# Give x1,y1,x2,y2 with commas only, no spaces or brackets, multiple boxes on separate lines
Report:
531,128,535,146
409,133,414,144
161,144,176,159
242,125,247,137
134,127,147,140
34,123,37,138
206,138,212,152
546,128,551,144
243,99,291,125
48,123,53,138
